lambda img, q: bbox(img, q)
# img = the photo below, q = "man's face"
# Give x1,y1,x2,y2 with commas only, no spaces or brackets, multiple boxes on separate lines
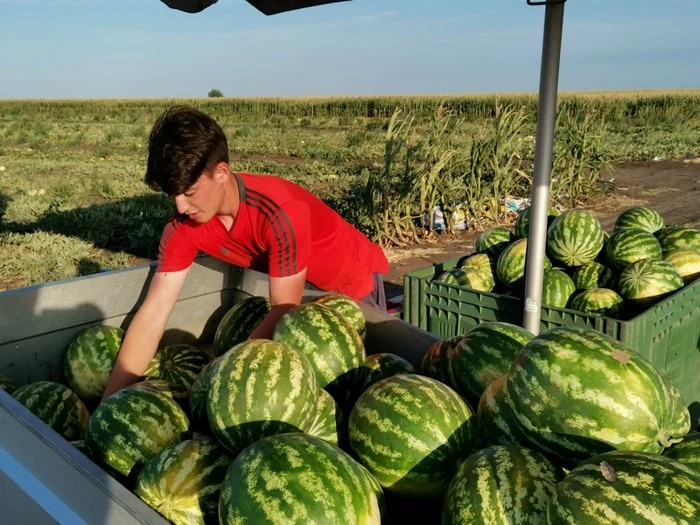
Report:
173,169,224,223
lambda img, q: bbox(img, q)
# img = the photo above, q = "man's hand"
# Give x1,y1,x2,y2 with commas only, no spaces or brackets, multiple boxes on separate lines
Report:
100,267,190,402
248,269,307,340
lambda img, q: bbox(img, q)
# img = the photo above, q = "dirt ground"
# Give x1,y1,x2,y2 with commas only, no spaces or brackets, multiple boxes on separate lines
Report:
382,159,700,302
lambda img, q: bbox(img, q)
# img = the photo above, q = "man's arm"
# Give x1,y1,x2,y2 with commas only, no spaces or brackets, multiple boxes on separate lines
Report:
101,267,191,401
248,268,307,340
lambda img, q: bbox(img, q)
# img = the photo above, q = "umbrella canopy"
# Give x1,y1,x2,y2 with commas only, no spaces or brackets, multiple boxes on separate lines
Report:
159,0,568,335
161,0,350,16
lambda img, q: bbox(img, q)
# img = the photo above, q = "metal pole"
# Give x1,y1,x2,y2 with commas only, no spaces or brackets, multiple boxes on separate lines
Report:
522,1,566,335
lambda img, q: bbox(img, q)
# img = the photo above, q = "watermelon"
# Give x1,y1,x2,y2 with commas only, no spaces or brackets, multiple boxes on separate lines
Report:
306,388,344,447
459,253,496,279
476,227,515,258
448,322,533,402
548,450,700,524
206,339,318,455
312,293,367,340
497,238,552,289
133,436,234,525
614,206,664,233
546,209,605,267
213,296,270,357
663,248,700,284
360,352,415,392
348,374,481,499
130,379,190,412
506,326,691,467
272,303,366,408
219,433,384,525
477,373,531,447
442,445,565,525
420,336,461,388
12,381,90,441
514,204,562,239
570,288,626,319
605,228,663,272
436,267,495,292
188,357,221,430
663,432,700,475
85,386,190,478
63,325,124,400
143,344,211,390
657,227,700,253
571,261,616,290
617,258,684,310
0,373,15,394
542,268,576,308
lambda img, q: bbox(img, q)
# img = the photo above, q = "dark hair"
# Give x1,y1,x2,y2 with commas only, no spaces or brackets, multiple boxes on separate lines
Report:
144,106,229,196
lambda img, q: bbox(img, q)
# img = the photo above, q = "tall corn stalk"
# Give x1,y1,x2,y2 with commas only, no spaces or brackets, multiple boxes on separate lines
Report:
462,105,532,227
551,105,613,207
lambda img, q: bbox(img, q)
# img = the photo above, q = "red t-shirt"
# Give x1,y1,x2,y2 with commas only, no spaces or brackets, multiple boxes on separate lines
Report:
156,172,389,300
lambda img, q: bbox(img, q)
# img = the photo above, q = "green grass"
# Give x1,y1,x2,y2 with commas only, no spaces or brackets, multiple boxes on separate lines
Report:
0,92,699,291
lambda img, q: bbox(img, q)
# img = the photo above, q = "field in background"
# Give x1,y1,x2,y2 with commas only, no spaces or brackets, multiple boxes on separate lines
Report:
1,90,699,291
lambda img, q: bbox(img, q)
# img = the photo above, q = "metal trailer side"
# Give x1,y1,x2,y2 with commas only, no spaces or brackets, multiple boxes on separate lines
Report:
0,257,439,524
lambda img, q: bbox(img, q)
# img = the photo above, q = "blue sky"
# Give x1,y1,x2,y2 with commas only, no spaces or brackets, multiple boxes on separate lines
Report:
1,0,699,99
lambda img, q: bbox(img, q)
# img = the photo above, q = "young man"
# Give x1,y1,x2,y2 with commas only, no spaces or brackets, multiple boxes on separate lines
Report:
101,106,388,401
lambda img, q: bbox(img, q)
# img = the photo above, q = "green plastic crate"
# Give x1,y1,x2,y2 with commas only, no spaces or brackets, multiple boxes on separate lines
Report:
403,256,700,409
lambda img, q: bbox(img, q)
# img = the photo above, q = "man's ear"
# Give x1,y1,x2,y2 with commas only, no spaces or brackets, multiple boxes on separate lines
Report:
213,162,230,184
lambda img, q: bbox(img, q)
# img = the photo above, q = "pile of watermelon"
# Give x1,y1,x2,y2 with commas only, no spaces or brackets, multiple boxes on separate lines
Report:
437,205,700,320
3,285,699,524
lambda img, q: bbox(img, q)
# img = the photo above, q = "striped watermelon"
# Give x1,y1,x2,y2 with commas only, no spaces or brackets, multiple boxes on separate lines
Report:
663,248,700,284
348,374,481,499
459,253,496,275
663,432,700,475
571,261,616,290
143,344,211,390
130,379,190,412
442,445,565,525
476,227,515,258
617,258,684,310
272,303,366,408
63,325,124,400
497,238,552,289
360,352,415,392
420,336,461,388
657,227,700,253
213,296,270,357
548,450,700,524
85,386,190,478
12,381,90,441
542,268,576,308
614,206,664,233
477,373,531,447
307,388,344,447
0,373,15,394
506,326,691,467
188,357,221,431
133,436,234,525
448,322,533,402
570,288,626,319
546,210,605,267
219,433,384,525
206,339,318,455
313,293,367,340
605,228,663,272
437,267,495,292
514,204,562,239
